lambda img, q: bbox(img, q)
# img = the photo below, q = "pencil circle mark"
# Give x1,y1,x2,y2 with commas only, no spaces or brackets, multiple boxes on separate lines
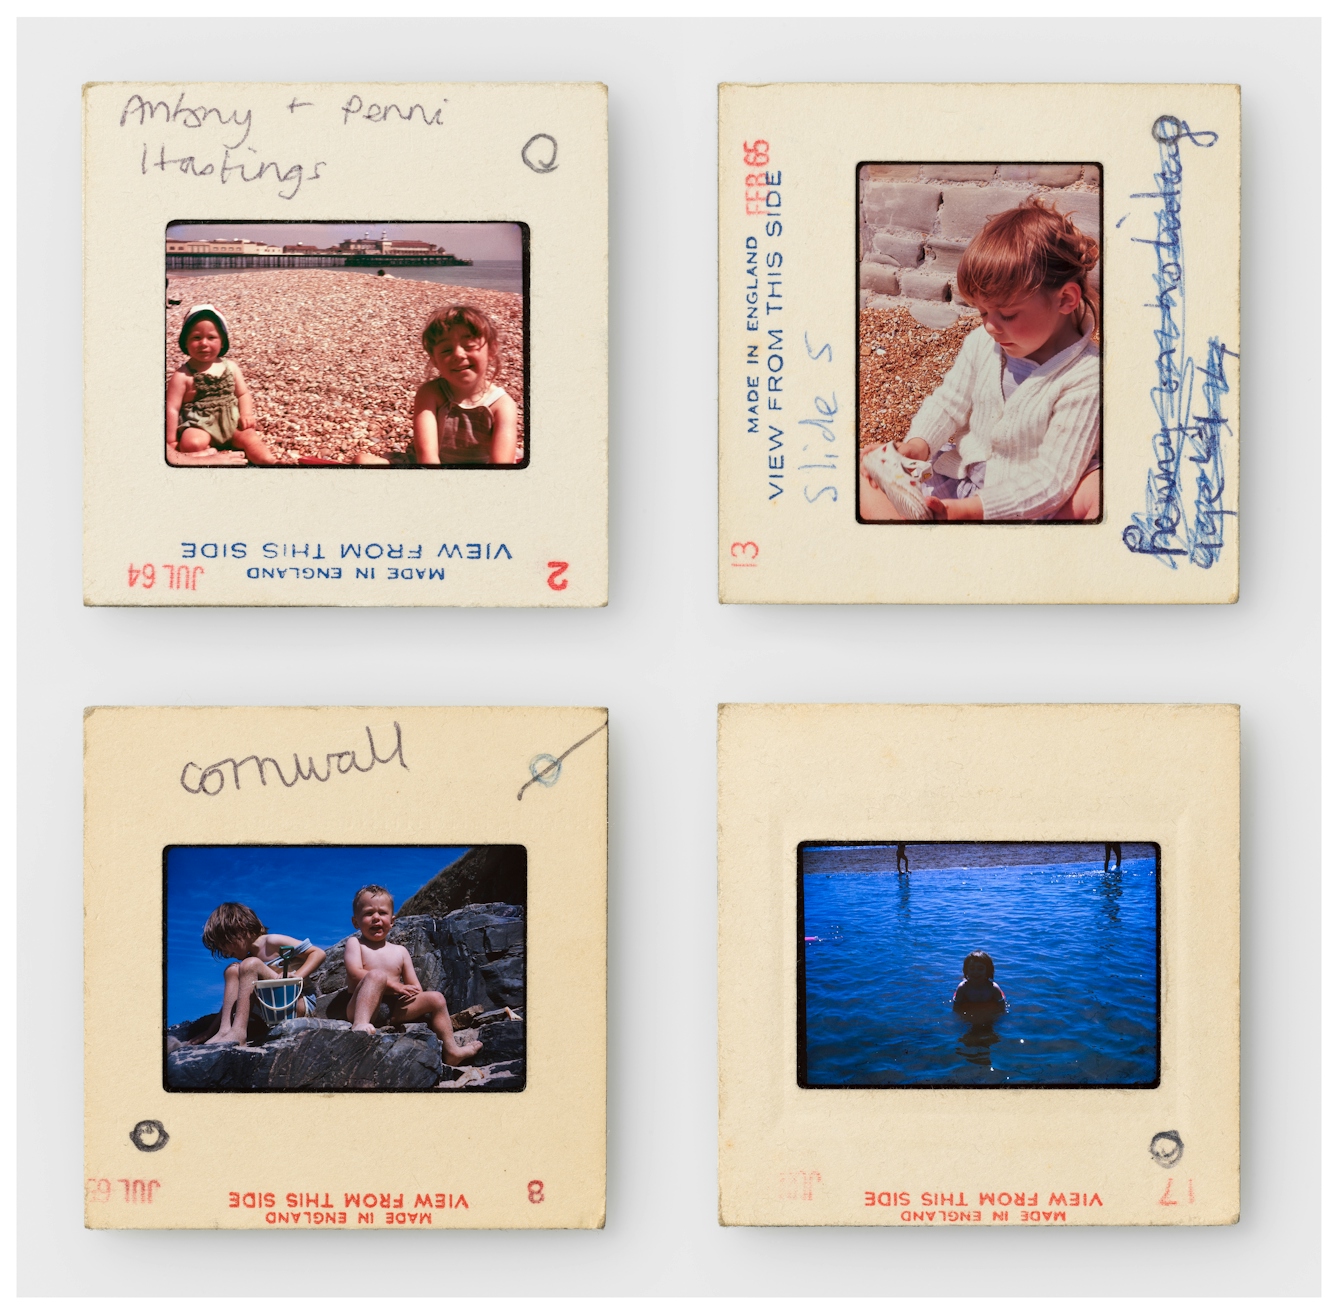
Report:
131,1120,170,1152
1149,1130,1183,1168
1152,114,1183,144
516,720,608,800
528,754,562,789
522,133,558,174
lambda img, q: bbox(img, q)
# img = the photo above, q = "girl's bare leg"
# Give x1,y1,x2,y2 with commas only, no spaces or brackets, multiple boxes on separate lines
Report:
1054,468,1101,521
352,453,390,465
176,427,212,454
168,428,247,466
227,427,279,466
212,957,278,1041
350,970,389,1034
204,962,243,1043
391,991,483,1063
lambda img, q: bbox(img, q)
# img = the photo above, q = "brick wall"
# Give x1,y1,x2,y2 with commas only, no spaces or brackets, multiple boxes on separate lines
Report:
858,163,1101,328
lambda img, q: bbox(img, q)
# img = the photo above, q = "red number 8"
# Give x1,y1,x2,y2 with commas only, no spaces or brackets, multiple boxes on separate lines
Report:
527,1179,544,1204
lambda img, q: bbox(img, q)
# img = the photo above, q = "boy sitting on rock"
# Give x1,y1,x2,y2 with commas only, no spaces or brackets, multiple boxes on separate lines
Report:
343,884,482,1066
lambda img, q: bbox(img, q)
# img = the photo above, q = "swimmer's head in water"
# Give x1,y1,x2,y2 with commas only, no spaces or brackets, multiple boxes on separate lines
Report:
962,950,995,980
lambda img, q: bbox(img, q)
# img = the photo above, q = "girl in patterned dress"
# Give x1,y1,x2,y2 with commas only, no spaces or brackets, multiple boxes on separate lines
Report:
165,304,277,466
407,304,520,465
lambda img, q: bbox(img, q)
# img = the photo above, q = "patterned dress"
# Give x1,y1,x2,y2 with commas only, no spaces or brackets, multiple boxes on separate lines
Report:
177,360,240,447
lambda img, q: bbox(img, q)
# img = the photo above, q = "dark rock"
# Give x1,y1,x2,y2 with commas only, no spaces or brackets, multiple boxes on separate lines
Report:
398,845,526,916
479,955,525,1008
164,1041,267,1090
434,903,525,1012
474,1019,525,1066
165,1019,442,1091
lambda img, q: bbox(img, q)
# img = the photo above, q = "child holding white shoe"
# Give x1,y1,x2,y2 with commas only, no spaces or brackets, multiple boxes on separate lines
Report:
860,197,1101,523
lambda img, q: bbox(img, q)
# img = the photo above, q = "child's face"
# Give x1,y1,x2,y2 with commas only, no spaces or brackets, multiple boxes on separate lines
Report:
971,283,1082,360
430,327,490,397
222,932,254,961
353,894,394,944
185,320,223,367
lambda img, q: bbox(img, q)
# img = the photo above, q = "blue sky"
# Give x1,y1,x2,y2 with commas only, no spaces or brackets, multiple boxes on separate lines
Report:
165,845,466,1025
165,222,524,261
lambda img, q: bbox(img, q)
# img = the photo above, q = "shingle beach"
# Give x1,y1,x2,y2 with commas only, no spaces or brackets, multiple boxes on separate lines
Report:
165,270,525,463
858,306,980,453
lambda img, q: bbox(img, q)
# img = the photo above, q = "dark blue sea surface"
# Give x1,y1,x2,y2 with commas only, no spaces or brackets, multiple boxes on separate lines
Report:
801,844,1158,1087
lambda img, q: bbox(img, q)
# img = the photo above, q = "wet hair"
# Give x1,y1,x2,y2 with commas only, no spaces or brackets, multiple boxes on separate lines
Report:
202,902,266,957
420,304,500,376
962,950,995,980
956,196,1100,332
352,884,395,916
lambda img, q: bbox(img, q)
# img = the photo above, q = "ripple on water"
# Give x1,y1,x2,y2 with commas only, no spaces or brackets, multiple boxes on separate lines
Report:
801,856,1158,1087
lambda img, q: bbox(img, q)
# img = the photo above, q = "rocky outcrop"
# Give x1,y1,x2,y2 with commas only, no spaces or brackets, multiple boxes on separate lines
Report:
165,899,526,1093
398,846,526,917
167,1018,443,1091
304,903,524,1015
165,1014,525,1092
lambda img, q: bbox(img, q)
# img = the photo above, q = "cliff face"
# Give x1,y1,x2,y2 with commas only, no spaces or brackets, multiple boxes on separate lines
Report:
165,901,525,1092
397,845,527,917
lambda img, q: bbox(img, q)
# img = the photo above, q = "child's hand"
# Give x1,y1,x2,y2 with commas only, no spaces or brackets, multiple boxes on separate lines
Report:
924,495,948,520
388,981,420,1001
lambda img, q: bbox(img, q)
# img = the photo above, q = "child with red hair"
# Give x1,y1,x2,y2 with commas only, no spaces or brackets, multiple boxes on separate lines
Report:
861,196,1101,522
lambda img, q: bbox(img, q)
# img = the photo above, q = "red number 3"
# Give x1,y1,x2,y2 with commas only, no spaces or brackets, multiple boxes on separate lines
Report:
527,1179,545,1204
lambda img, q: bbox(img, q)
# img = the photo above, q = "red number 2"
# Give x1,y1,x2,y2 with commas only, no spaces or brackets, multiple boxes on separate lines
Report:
546,561,569,591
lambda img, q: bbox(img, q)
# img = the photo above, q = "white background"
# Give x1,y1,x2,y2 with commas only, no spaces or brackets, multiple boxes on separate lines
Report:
17,16,1318,1298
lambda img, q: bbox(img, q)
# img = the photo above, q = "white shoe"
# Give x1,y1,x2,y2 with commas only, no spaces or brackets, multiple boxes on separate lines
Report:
861,444,933,520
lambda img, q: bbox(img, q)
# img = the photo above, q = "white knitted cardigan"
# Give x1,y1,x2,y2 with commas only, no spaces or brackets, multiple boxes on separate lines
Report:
900,324,1100,521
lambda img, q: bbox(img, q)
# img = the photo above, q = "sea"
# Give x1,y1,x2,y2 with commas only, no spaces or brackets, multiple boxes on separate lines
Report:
800,843,1158,1087
167,260,525,295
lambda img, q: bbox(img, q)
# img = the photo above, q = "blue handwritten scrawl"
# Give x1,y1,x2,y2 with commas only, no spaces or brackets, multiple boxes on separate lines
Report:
1123,115,1238,570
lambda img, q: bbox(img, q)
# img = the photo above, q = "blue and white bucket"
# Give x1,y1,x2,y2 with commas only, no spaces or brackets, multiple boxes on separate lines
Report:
254,977,303,1025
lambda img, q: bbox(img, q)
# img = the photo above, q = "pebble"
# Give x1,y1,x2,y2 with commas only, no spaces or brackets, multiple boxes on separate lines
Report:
166,270,525,463
859,306,981,452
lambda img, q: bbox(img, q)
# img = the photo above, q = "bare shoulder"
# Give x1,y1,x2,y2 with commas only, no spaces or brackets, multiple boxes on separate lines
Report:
413,378,443,410
489,387,517,418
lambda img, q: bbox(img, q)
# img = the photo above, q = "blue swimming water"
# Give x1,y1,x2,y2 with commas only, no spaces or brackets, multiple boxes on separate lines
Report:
801,846,1158,1087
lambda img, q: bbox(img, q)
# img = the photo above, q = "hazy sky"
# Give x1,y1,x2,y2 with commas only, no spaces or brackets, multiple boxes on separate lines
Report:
165,844,468,1023
166,222,523,261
